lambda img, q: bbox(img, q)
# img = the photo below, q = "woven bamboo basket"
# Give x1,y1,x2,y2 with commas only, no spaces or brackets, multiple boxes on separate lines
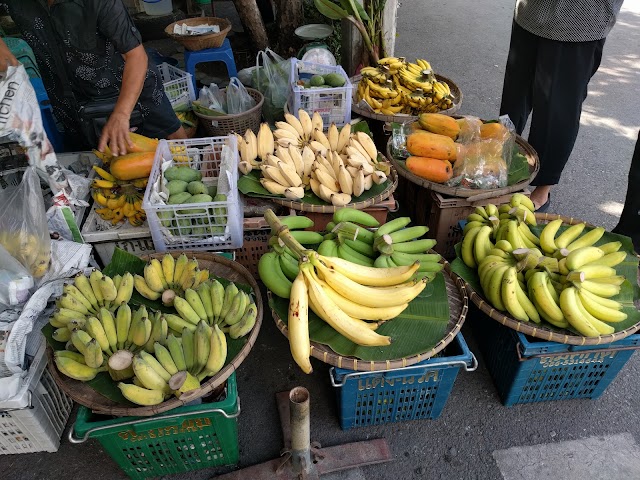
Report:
164,17,232,51
458,213,640,346
47,252,263,417
194,88,264,136
350,73,463,122
271,263,469,371
270,165,398,212
388,134,539,200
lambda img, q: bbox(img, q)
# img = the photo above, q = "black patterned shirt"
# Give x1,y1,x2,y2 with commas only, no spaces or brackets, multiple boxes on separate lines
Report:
1,0,167,135
514,0,624,42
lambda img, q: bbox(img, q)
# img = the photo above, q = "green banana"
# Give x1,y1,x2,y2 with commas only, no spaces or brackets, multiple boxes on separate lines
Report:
258,252,292,299
209,279,225,323
184,288,208,321
333,207,380,227
280,215,314,230
166,334,187,372
230,303,258,339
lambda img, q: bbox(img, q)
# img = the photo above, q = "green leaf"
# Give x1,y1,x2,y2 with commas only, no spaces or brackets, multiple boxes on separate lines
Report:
315,0,349,20
339,0,370,21
507,152,530,185
270,272,450,361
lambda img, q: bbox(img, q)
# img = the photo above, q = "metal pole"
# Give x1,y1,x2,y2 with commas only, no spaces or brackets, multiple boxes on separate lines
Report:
289,387,312,475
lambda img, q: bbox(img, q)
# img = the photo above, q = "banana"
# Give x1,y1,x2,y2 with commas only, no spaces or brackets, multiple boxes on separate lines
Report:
277,160,303,187
59,293,90,315
202,324,227,376
352,168,365,197
134,274,161,301
160,254,175,288
303,266,391,346
192,320,211,375
599,241,622,254
219,282,240,323
539,219,563,254
342,238,375,257
133,355,169,391
54,350,86,364
52,327,72,342
583,251,627,268
180,327,195,373
481,262,510,312
173,296,201,325
100,275,118,303
565,246,605,271
577,287,623,310
115,303,132,350
316,253,419,287
99,307,118,352
63,284,96,314
337,243,374,266
261,178,288,195
528,272,566,326
70,329,92,355
388,226,429,244
55,356,101,381
223,291,249,326
73,273,99,311
83,339,104,368
501,267,529,321
196,284,215,324
113,272,133,307
577,289,627,323
257,122,276,160
209,279,225,323
553,223,586,249
392,239,437,254
173,254,189,287
355,132,378,161
337,166,354,195
573,292,615,335
337,123,351,152
473,225,494,265
560,287,604,337
166,334,187,372
461,226,482,268
184,288,207,322
570,265,617,281
577,280,621,298
288,271,312,374
258,251,292,299
230,303,258,339
132,317,152,347
298,109,313,138
164,313,196,334
566,227,606,251
86,316,111,353
118,383,165,406
144,315,168,353
518,222,540,246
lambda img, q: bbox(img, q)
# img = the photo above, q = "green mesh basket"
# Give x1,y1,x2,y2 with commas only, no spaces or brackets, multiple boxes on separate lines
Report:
70,374,240,480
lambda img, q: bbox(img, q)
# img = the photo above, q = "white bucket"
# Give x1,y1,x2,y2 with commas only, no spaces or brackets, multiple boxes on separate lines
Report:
143,0,173,16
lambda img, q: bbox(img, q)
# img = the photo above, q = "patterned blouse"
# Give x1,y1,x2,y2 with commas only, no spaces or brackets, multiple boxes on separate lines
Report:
1,0,167,135
514,0,624,42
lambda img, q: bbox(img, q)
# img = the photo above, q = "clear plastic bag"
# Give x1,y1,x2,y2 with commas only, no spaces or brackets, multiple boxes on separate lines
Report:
226,77,256,114
195,83,226,114
255,48,292,123
0,243,33,310
0,167,51,278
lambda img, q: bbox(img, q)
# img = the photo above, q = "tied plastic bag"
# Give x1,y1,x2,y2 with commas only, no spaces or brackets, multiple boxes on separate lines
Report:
0,167,51,278
193,83,226,116
226,77,256,114
255,48,292,123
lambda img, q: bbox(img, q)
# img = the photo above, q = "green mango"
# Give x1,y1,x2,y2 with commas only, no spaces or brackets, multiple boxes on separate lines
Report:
167,180,188,195
167,192,192,204
323,73,346,87
164,166,202,183
207,185,218,197
157,210,174,228
176,218,192,234
177,194,212,214
310,74,325,87
187,181,208,195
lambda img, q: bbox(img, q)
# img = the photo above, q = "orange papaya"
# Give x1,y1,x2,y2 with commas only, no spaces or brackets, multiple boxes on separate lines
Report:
479,122,508,140
406,156,453,183
418,113,460,139
406,130,457,161
109,152,155,181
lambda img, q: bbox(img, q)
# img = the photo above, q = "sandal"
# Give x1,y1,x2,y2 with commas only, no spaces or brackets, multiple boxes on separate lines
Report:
535,194,551,213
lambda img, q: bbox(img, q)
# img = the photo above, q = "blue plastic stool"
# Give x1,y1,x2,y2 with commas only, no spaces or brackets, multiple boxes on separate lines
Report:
184,38,237,91
30,78,64,152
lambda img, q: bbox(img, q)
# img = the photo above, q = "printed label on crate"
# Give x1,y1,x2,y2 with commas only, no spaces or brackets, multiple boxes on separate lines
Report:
117,416,212,442
114,238,156,255
538,351,617,368
357,370,440,391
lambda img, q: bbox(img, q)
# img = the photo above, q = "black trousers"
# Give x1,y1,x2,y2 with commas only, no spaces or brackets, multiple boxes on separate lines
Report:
499,21,605,186
612,131,640,250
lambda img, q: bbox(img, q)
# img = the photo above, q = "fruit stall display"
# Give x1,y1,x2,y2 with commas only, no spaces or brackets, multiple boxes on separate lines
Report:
450,193,640,344
235,112,396,208
45,251,261,415
257,208,468,372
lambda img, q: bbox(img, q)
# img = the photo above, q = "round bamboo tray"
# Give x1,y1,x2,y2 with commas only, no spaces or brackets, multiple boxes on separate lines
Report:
350,73,463,122
271,263,468,371
47,252,263,417
457,213,640,346
270,165,398,212
164,17,232,51
387,134,539,199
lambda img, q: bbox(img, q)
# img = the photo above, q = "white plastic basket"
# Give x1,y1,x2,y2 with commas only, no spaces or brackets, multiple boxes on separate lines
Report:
0,336,73,454
290,60,353,127
143,137,243,252
158,63,195,110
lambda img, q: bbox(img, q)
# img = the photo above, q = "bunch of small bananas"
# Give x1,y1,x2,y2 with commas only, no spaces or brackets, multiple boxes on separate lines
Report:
91,165,147,226
0,231,50,278
133,253,209,306
236,110,390,206
357,56,455,115
458,193,630,337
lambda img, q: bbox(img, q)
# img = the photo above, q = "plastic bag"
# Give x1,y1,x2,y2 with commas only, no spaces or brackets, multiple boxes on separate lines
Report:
195,83,226,114
238,66,258,87
455,115,483,143
226,77,256,114
255,48,292,123
0,243,33,311
0,167,51,278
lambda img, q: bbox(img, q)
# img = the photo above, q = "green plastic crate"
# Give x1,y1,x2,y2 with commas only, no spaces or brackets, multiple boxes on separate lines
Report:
70,374,240,480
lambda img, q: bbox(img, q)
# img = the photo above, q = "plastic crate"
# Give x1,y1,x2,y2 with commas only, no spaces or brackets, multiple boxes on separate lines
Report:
0,337,74,454
330,333,477,430
70,374,240,480
472,313,640,406
290,59,353,127
143,137,243,252
157,63,196,110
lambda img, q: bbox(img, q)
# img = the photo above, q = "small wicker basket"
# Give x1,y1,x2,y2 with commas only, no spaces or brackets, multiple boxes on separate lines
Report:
194,88,264,136
165,17,232,51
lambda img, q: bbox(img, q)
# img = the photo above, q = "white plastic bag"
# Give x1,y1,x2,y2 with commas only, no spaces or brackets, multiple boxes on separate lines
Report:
255,48,292,123
226,77,256,114
0,243,33,311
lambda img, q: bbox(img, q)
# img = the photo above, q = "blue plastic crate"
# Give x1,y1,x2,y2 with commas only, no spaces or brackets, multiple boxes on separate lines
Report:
330,333,477,430
472,313,640,406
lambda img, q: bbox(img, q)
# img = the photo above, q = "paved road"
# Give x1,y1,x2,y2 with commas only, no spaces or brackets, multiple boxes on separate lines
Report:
2,2,640,480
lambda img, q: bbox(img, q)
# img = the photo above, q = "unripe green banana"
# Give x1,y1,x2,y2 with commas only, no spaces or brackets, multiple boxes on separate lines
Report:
154,343,178,375
166,334,187,372
392,238,437,254
132,318,152,347
258,252,292,299
224,291,249,326
219,283,239,322
388,226,429,244
100,275,118,303
184,288,207,321
113,275,122,291
197,283,214,323
181,327,195,373
55,356,101,381
144,316,168,353
52,327,72,342
192,321,211,375
374,217,411,238
115,303,132,350
279,253,300,282
209,279,225,323
333,207,380,227
230,303,258,339
118,383,165,406
280,215,315,230
173,296,201,325
164,313,196,333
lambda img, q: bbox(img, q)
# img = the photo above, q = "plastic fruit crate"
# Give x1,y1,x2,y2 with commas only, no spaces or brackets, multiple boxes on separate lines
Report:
158,63,195,110
0,337,74,454
290,59,353,127
330,332,477,430
472,312,640,406
143,137,243,252
70,373,240,480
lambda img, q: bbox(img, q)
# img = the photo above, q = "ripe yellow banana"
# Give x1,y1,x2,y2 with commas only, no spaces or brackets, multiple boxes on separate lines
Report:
288,270,312,374
173,296,201,324
539,219,563,254
316,253,419,287
134,274,161,300
565,227,605,252
55,356,101,381
118,383,165,406
202,324,227,377
132,355,169,392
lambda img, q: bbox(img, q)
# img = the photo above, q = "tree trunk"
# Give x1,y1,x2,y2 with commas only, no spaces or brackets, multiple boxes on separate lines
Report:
273,0,304,57
232,0,269,51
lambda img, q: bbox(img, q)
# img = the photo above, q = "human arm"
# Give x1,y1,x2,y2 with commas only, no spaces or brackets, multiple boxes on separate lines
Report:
0,37,19,72
97,44,148,156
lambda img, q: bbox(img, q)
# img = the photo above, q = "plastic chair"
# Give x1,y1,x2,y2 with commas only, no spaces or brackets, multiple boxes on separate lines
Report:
183,38,237,91
29,78,64,152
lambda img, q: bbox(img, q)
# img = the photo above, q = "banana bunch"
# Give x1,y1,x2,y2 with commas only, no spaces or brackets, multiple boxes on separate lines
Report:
236,114,389,206
133,253,210,306
0,231,50,278
356,57,455,115
92,165,147,226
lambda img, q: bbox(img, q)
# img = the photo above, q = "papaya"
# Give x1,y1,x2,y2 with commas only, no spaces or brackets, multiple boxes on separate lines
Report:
406,156,453,183
418,113,460,139
109,152,155,181
127,133,159,153
480,122,508,140
406,130,457,162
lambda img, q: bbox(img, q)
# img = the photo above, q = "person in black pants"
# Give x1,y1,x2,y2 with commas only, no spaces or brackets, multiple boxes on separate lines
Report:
612,132,640,253
499,1,623,211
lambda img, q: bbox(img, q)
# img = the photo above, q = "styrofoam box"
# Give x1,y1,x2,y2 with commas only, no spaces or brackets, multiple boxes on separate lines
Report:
0,336,73,454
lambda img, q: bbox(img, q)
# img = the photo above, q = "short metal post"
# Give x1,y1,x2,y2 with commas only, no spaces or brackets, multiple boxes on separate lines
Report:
289,387,313,476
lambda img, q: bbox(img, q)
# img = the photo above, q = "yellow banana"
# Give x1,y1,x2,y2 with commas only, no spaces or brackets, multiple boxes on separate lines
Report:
539,219,563,254
134,274,161,300
316,253,419,287
55,356,101,381
565,227,606,251
174,296,201,324
201,324,227,377
577,289,627,323
132,355,169,392
118,383,165,406
288,271,312,374
501,267,529,321
114,272,134,307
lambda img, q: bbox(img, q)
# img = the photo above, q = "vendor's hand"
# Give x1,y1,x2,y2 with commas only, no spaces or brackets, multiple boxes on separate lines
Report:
98,111,134,156
0,42,19,72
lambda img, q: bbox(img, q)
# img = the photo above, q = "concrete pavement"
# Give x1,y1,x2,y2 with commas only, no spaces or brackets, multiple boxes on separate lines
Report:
1,1,639,479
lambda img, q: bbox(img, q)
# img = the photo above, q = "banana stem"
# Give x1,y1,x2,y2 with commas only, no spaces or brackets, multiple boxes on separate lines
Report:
537,256,559,272
264,209,307,259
